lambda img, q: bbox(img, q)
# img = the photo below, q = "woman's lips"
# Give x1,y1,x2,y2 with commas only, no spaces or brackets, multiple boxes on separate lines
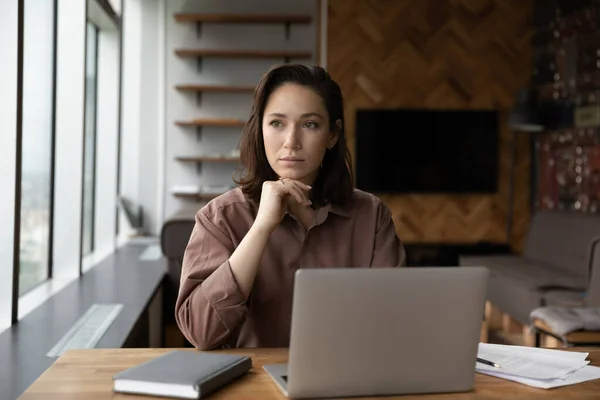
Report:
279,156,304,165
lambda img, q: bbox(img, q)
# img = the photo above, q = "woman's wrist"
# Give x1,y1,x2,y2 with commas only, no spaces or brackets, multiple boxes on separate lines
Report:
228,219,274,298
249,220,275,237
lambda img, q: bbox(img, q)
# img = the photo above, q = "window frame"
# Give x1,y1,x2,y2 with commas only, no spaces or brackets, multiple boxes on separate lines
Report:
2,0,122,331
17,0,59,296
15,0,82,322
0,0,27,334
48,0,59,281
11,0,26,324
81,4,122,273
115,0,124,237
15,0,89,324
81,20,100,259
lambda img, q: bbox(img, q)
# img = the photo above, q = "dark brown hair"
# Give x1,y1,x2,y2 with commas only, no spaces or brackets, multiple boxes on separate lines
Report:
235,64,354,207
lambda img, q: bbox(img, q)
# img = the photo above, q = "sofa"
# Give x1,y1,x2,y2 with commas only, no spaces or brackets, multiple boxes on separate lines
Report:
460,210,600,325
542,233,600,308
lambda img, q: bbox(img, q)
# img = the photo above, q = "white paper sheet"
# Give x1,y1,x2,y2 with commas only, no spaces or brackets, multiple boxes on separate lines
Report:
479,343,589,361
475,343,600,389
476,343,590,380
478,365,600,389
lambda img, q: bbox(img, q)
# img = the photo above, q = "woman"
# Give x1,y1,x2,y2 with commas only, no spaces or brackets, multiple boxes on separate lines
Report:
176,64,405,350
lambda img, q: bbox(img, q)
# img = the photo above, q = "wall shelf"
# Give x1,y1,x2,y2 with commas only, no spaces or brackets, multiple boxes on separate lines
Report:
175,84,255,93
173,13,312,40
174,13,311,24
174,49,312,60
175,118,246,127
176,156,240,163
172,192,222,201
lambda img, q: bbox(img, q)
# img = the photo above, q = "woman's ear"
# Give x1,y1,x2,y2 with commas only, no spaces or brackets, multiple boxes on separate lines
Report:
328,119,342,149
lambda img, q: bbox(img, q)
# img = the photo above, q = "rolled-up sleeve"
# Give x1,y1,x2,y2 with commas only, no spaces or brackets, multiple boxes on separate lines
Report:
370,203,406,267
175,210,247,350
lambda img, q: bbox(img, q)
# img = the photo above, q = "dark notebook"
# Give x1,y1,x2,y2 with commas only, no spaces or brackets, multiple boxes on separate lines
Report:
112,350,252,399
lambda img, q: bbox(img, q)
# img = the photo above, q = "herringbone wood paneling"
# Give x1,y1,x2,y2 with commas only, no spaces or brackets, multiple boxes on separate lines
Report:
328,0,533,251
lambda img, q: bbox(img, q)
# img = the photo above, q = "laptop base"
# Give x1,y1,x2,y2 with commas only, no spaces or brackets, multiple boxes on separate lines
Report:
263,364,289,397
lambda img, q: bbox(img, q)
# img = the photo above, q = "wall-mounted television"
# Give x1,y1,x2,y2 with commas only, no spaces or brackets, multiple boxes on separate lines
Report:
355,109,499,194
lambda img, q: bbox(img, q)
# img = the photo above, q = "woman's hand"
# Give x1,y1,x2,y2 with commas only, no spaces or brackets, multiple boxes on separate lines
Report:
229,178,311,299
254,178,312,233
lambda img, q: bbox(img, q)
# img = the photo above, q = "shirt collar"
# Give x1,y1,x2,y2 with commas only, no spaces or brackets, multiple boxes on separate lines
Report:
283,202,352,226
322,202,351,218
315,202,352,225
282,201,351,218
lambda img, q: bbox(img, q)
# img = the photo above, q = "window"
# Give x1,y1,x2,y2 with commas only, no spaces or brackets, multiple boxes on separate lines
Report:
19,0,56,295
82,21,99,256
0,0,22,328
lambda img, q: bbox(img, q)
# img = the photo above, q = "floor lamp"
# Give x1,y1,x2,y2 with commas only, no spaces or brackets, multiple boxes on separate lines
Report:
507,88,544,246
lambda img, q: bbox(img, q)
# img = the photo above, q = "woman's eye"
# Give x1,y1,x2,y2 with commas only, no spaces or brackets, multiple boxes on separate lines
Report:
304,121,318,129
270,120,283,128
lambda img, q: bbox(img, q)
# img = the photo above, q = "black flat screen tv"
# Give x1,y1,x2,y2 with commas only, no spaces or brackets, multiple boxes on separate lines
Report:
355,109,499,194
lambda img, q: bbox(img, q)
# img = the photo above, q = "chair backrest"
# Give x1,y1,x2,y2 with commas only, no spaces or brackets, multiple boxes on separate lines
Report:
160,207,197,286
588,237,600,306
524,211,600,282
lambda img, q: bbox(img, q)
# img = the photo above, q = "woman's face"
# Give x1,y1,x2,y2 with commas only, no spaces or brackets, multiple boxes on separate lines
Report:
262,83,337,186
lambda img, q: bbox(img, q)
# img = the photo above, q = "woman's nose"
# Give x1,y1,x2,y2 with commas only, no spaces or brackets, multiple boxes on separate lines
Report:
283,126,301,149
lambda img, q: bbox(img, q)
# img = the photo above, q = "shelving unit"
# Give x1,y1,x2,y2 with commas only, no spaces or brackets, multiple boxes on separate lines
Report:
175,86,254,107
173,13,312,39
174,13,311,24
176,156,240,175
175,84,255,93
175,118,246,140
170,9,317,204
175,49,313,72
174,49,312,60
174,118,246,127
175,156,240,163
172,192,223,201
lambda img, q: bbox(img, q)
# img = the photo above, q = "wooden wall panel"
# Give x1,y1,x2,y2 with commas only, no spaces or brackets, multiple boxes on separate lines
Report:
328,0,534,251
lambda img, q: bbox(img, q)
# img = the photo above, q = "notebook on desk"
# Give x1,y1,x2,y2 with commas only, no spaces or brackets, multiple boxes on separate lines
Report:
112,350,251,399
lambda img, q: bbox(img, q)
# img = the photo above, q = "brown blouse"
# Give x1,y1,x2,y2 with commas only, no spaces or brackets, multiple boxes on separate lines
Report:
175,188,406,350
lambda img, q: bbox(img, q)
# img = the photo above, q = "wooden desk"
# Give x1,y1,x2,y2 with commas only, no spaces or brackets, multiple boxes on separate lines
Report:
21,348,600,399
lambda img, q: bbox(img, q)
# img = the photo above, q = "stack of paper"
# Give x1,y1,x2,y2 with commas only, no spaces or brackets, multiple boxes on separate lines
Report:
476,343,600,389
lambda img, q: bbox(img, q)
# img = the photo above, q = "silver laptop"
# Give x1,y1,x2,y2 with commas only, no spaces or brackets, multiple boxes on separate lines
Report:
264,267,489,399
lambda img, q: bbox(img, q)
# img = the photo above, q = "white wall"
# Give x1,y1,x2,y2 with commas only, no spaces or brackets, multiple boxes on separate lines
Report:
119,0,142,237
0,0,20,329
138,0,161,235
164,0,319,220
119,0,163,236
53,0,87,280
